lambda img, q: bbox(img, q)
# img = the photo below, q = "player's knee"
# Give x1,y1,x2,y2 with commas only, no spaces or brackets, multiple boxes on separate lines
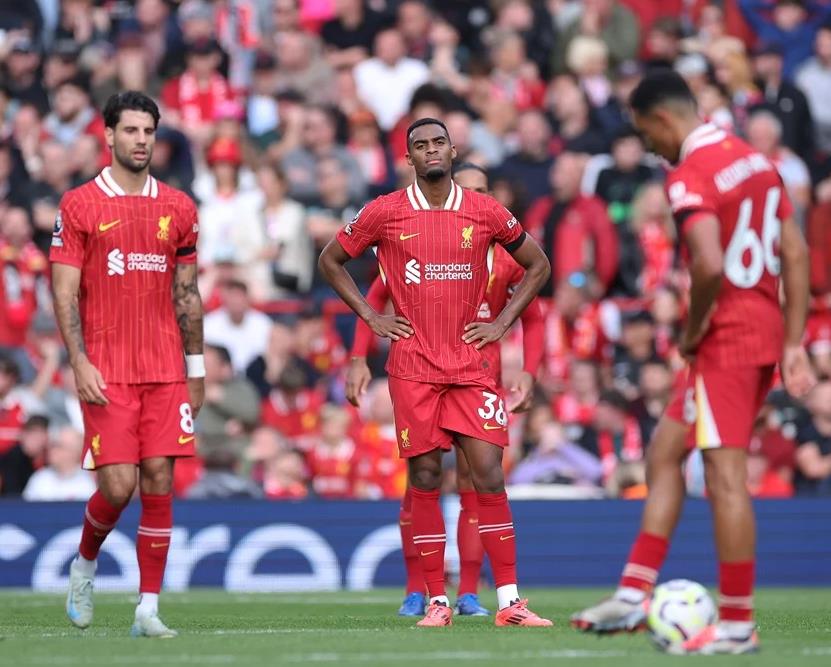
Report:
470,467,505,494
409,467,441,491
703,456,747,500
100,481,135,507
139,459,173,494
456,467,474,492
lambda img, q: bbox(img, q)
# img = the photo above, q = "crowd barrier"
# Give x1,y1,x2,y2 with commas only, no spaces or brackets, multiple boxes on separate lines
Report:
1,498,829,591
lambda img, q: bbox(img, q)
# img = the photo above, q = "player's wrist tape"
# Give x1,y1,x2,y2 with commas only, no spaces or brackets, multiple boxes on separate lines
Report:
186,354,206,378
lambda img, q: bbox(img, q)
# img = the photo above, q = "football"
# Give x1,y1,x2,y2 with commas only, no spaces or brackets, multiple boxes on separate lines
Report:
647,579,716,649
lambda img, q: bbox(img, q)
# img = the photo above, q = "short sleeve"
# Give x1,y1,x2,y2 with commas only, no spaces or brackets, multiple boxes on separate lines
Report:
776,178,795,222
49,195,87,268
336,198,385,258
176,195,199,265
666,167,718,236
489,201,523,249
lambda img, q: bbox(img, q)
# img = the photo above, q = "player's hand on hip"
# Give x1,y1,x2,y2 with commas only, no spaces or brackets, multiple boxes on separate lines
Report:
462,320,507,350
508,371,535,413
345,358,372,407
781,344,816,398
187,377,205,417
73,358,108,405
367,313,413,341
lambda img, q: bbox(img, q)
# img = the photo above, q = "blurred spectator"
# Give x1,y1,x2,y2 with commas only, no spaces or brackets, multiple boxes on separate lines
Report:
493,0,557,80
578,389,644,498
397,0,433,60
554,359,601,427
354,28,430,132
711,38,763,129
445,108,505,168
747,401,796,497
554,0,641,75
185,447,263,499
794,379,831,496
246,321,302,397
273,30,335,105
427,15,471,97
320,0,389,69
282,103,366,205
0,206,47,351
547,74,608,155
246,50,279,142
204,280,273,374
645,17,684,68
351,378,406,499
294,305,347,377
346,108,396,197
247,426,308,499
751,41,814,161
567,36,611,108
496,109,555,203
630,357,673,444
795,21,831,155
524,152,619,296
42,38,82,92
746,110,812,219
696,79,736,132
612,310,657,400
307,403,355,498
260,361,324,441
629,182,675,297
739,0,831,79
149,126,195,197
0,354,25,454
650,285,684,361
22,425,94,501
256,162,313,297
160,37,235,148
0,414,47,495
195,343,262,461
269,0,302,35
197,137,266,295
486,29,545,111
43,75,105,156
27,141,74,255
3,35,49,113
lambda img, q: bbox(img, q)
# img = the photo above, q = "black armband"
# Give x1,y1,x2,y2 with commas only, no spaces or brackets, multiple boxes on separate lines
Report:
502,231,527,254
176,245,196,257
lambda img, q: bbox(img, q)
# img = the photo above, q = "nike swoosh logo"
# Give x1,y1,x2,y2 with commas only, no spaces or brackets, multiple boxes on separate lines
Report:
399,233,420,241
420,549,439,556
98,219,121,232
468,518,478,524
500,534,515,541
178,435,195,444
150,542,169,548
482,423,505,431
399,521,412,526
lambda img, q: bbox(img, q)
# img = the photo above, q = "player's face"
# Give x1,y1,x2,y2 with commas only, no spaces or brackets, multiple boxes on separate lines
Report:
632,109,680,164
453,168,488,193
107,109,156,174
406,124,456,181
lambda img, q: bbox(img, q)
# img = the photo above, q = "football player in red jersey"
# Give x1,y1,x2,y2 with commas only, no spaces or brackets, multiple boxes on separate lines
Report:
50,92,204,638
572,71,815,654
346,162,545,618
319,118,552,627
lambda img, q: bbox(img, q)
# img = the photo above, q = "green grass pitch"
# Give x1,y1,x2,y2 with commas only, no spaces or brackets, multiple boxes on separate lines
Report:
1,589,830,666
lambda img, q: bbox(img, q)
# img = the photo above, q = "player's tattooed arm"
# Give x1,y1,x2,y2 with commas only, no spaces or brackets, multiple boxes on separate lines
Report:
51,262,108,405
463,235,550,349
173,262,204,355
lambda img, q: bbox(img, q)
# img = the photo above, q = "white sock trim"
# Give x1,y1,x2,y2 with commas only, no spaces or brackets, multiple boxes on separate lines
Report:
136,592,159,616
429,595,450,606
615,586,648,603
496,584,519,610
74,555,96,578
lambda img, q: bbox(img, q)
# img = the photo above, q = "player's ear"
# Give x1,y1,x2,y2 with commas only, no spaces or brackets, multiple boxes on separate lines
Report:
450,144,458,161
405,151,413,167
104,126,115,150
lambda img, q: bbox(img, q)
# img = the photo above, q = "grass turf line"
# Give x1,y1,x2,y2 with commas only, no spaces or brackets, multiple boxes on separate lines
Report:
1,588,830,667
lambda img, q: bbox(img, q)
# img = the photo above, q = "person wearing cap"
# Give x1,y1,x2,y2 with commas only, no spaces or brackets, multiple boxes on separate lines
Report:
3,34,49,113
739,0,831,79
159,36,235,146
796,20,831,155
197,136,267,299
750,40,814,161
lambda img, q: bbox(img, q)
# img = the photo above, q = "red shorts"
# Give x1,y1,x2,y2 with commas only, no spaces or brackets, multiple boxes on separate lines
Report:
80,383,195,470
665,364,775,450
388,375,509,458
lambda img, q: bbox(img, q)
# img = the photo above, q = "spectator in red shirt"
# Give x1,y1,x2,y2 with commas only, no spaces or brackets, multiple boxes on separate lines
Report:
0,355,25,455
160,37,236,149
307,404,355,498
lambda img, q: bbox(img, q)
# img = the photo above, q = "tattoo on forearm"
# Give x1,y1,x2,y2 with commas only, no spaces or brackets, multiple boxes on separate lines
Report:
54,291,86,361
173,265,204,355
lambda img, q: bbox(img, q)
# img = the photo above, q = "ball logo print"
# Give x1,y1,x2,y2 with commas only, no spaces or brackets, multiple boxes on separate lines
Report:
404,258,421,284
648,579,716,650
107,248,125,276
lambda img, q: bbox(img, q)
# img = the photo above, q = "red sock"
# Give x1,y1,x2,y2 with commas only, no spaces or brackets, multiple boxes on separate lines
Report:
399,487,424,594
457,490,484,596
409,486,445,598
78,491,125,561
476,492,516,588
136,493,173,594
719,561,755,622
619,532,669,593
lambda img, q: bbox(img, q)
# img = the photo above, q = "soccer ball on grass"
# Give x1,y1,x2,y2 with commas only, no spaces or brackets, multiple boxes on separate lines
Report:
647,579,716,650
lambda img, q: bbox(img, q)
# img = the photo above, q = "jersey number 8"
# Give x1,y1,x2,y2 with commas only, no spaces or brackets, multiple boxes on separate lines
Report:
724,187,781,289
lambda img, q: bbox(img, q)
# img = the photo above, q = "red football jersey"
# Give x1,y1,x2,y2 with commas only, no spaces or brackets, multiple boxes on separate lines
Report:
336,181,523,383
666,124,793,369
49,168,199,384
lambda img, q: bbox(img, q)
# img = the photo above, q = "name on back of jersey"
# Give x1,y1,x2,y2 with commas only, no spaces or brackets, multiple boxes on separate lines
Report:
713,153,773,194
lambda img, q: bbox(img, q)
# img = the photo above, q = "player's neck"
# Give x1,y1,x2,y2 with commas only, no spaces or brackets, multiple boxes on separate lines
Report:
107,163,151,196
415,175,453,209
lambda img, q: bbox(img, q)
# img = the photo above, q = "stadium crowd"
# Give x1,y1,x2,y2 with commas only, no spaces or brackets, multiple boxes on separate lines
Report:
1,0,831,501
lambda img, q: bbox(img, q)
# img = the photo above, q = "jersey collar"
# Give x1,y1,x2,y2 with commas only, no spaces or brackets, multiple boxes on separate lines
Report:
406,180,463,211
94,167,159,198
679,123,726,161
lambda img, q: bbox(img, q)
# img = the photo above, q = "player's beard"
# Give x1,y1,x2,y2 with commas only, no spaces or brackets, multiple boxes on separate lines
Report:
113,144,152,174
424,165,446,181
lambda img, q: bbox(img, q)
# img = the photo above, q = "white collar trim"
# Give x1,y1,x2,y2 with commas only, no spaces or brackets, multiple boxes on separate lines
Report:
94,167,158,198
406,180,463,211
680,123,726,161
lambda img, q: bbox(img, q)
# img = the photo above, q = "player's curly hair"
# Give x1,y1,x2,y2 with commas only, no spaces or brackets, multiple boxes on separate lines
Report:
102,91,161,129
